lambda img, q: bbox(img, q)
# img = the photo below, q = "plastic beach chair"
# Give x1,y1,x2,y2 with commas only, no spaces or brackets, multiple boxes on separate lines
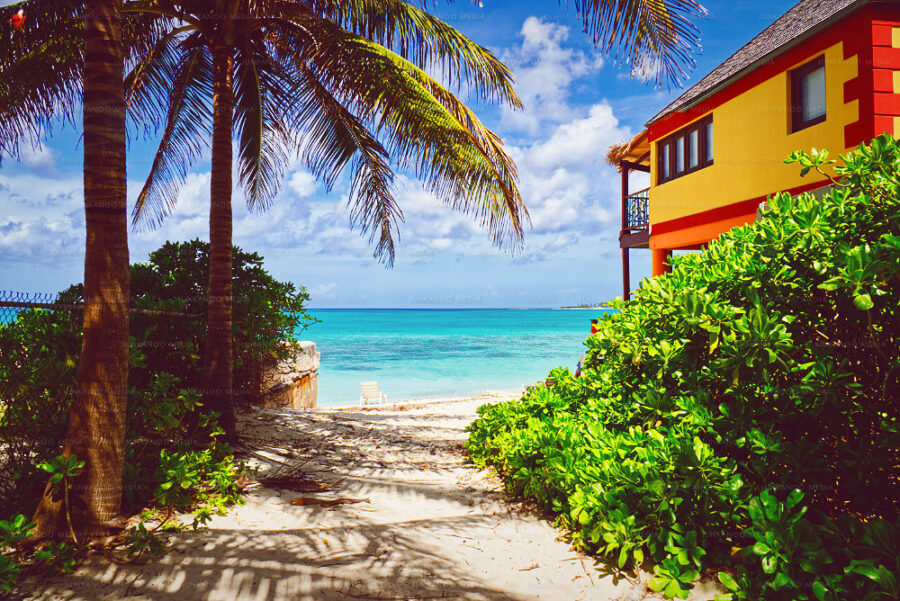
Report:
360,382,387,405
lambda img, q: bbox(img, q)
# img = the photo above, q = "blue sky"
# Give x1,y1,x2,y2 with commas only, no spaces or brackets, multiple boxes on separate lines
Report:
0,0,792,307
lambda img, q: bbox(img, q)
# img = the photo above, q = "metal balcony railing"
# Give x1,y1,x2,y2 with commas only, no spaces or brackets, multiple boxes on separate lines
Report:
624,187,649,231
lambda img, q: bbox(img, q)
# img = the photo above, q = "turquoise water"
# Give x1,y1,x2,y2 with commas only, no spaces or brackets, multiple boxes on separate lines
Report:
301,309,609,406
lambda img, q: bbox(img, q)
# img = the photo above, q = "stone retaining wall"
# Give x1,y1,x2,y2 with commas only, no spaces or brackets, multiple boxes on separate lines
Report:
261,341,319,409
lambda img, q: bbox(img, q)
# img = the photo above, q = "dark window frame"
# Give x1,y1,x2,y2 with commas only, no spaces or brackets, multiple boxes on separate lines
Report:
790,55,826,133
657,115,713,185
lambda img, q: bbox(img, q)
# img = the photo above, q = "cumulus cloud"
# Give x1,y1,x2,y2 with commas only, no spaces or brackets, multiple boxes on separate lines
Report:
0,15,636,283
287,170,319,198
0,215,83,263
19,145,57,168
500,17,603,134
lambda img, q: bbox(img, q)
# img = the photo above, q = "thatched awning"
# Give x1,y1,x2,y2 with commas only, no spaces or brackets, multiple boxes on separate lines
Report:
606,129,650,171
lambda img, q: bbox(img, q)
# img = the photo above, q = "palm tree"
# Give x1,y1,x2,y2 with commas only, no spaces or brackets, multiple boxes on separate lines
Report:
1,0,131,540
124,0,706,438
1,0,706,535
124,0,526,437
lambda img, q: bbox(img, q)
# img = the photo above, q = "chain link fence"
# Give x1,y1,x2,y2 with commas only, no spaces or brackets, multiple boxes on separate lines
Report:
0,290,201,324
0,290,77,324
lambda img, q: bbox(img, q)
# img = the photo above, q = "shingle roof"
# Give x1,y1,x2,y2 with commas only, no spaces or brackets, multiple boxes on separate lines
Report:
646,0,865,125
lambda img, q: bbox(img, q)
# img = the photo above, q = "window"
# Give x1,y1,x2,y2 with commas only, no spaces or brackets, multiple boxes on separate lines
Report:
661,145,670,179
657,115,713,184
689,129,699,168
790,55,826,132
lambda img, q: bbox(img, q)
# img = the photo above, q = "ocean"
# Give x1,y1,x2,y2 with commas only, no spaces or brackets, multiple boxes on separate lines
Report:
301,308,609,407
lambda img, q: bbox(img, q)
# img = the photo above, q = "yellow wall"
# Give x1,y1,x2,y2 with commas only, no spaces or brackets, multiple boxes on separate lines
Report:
649,42,858,224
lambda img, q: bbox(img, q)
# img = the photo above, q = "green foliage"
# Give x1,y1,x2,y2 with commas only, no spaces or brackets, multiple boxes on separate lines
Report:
0,515,33,549
0,241,310,519
0,514,32,591
38,453,85,542
152,445,246,528
38,454,85,486
0,306,80,517
123,522,166,559
467,135,900,600
124,239,316,402
33,541,75,575
0,553,20,591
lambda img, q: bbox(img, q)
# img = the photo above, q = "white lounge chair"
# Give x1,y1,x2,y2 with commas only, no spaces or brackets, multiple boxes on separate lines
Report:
360,381,387,405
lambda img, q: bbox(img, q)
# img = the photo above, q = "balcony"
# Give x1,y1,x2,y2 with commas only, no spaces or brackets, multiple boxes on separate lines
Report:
619,187,650,248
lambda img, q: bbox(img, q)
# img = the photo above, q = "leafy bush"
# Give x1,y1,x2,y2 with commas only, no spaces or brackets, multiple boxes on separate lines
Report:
0,241,310,520
467,135,899,600
0,307,80,516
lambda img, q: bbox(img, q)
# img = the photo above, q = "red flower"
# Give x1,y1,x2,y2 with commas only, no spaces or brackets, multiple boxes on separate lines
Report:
8,9,26,30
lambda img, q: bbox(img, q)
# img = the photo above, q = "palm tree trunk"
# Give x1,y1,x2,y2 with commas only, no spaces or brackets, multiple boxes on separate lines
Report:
32,0,129,540
202,43,237,439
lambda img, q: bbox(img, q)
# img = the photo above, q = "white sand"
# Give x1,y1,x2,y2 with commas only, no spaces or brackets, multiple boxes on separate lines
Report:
16,396,723,601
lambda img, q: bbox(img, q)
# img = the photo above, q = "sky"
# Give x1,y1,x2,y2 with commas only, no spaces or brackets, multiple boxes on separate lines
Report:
0,0,794,308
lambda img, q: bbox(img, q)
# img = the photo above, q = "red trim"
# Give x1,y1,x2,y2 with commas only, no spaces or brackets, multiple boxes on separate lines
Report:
844,69,896,101
872,23,895,46
874,115,895,135
873,46,900,69
845,117,875,147
651,180,831,236
875,93,900,115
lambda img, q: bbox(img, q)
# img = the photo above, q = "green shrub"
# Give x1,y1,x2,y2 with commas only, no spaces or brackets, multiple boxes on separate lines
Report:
467,134,900,600
0,241,311,519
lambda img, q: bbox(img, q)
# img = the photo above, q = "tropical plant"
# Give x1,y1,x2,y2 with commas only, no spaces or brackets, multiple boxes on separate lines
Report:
0,241,309,521
8,0,133,543
118,0,707,438
1,0,707,536
467,135,900,600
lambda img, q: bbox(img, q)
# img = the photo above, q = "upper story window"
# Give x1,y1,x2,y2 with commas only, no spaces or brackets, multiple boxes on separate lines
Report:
657,115,713,184
790,55,826,132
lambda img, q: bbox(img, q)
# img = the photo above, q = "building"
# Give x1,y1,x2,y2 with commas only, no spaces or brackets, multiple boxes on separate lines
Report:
608,0,900,300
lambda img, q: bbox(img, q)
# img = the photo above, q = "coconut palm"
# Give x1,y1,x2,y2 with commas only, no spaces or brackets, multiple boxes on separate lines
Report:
124,0,706,438
124,0,526,437
1,0,132,540
1,0,706,535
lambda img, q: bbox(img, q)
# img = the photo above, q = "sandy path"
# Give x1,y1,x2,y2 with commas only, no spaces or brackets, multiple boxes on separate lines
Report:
16,396,721,601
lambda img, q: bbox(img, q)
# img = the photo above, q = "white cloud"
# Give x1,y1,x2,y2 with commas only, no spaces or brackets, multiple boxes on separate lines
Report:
287,170,319,198
500,17,603,134
19,145,57,168
0,215,83,263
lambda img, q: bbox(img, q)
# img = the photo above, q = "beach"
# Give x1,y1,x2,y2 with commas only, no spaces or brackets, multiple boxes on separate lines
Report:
15,395,723,601
305,308,604,406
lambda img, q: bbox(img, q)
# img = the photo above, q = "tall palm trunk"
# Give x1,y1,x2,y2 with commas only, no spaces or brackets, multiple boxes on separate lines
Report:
32,0,129,540
202,43,237,439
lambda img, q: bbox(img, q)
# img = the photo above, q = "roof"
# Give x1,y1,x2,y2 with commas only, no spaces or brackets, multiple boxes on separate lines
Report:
606,129,650,170
647,0,865,125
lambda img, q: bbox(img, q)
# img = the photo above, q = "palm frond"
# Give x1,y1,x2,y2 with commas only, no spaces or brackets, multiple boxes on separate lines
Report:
124,23,188,134
278,0,521,108
0,0,83,160
233,42,295,212
566,0,707,86
131,35,213,229
290,62,401,264
283,20,526,250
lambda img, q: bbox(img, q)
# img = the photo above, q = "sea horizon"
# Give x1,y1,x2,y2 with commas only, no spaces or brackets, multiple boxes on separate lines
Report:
299,307,610,407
